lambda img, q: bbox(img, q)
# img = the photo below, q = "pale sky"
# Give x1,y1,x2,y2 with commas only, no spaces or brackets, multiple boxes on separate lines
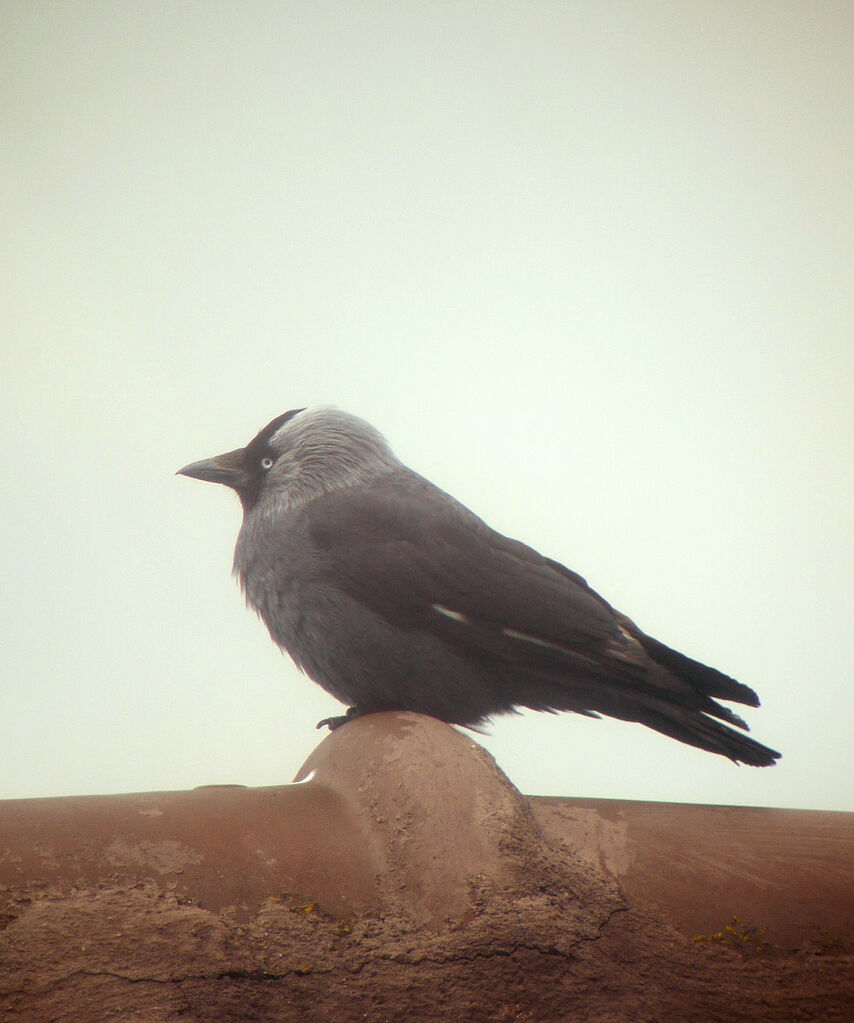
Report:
3,2,852,811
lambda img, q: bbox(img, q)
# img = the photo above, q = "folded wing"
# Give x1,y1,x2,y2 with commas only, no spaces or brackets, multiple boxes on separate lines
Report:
305,471,780,766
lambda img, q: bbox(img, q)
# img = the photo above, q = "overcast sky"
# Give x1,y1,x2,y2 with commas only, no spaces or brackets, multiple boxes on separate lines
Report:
3,2,852,811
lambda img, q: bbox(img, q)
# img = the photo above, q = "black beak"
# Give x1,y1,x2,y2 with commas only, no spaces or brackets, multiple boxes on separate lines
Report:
176,447,247,490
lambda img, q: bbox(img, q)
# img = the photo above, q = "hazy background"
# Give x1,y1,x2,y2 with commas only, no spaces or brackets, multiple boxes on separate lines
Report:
3,2,852,811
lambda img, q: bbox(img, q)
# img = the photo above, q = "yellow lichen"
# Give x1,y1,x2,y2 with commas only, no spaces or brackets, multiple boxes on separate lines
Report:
692,916,771,956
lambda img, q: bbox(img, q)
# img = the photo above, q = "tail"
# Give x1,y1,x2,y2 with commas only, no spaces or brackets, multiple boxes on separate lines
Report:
630,628,781,766
633,698,781,767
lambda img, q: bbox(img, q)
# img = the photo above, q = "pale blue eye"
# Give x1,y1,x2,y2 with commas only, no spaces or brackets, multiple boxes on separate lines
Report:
260,457,274,470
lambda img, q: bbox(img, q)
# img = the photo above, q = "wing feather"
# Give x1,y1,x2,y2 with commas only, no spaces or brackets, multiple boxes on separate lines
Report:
295,469,779,765
307,471,619,663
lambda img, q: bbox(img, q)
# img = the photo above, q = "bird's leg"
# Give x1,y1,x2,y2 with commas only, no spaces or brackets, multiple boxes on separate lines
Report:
316,706,360,731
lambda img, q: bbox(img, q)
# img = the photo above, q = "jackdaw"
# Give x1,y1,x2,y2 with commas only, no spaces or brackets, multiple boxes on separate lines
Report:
178,407,780,766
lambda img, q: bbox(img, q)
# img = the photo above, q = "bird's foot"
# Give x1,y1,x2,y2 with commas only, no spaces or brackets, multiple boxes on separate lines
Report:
316,706,360,731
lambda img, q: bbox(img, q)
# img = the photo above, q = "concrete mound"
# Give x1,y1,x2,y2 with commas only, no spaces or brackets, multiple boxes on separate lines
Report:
293,711,586,926
1,712,852,1022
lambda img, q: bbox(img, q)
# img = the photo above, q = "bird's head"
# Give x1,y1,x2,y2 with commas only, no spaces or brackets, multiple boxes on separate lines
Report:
177,406,401,514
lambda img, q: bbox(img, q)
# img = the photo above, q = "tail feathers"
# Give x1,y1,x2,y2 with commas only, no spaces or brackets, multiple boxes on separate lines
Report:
687,694,750,732
499,615,780,765
638,701,781,767
632,629,761,708
632,631,780,765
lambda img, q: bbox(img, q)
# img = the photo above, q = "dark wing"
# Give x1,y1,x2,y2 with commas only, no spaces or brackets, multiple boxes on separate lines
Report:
306,470,620,660
302,470,781,767
305,471,746,706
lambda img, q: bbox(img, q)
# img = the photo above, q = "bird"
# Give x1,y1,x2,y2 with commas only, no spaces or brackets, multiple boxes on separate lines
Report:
178,406,780,767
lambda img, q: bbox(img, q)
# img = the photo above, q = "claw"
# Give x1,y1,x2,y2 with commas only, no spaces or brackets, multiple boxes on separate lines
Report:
316,706,360,731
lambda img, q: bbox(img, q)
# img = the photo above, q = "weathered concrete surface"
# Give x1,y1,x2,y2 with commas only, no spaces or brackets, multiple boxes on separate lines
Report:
1,712,852,1022
532,795,854,952
293,711,545,925
0,778,380,922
